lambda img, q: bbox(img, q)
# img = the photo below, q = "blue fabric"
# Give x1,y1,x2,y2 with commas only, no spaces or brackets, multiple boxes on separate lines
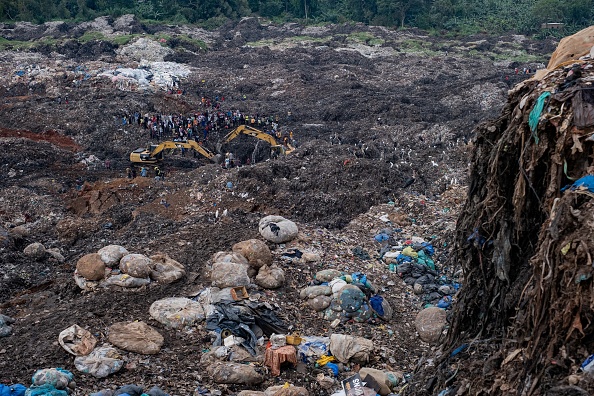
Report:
369,295,384,316
581,354,594,371
325,363,339,376
374,233,389,242
396,254,413,263
562,175,594,193
421,242,435,256
0,384,27,396
437,296,452,309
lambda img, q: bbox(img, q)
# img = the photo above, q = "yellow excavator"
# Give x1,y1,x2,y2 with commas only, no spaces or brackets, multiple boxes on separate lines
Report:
130,140,217,163
221,125,295,155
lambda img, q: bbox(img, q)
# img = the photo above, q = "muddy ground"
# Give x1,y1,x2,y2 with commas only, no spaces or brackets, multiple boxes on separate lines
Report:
0,16,555,395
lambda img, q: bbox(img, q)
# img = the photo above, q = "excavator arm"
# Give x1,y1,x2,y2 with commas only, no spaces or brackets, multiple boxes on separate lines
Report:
130,140,216,163
223,125,280,146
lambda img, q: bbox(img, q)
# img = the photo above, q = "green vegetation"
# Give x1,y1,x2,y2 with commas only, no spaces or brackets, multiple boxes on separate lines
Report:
0,0,593,36
348,32,384,46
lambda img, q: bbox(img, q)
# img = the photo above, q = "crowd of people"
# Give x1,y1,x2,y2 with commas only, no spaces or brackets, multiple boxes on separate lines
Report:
120,96,288,145
118,95,296,176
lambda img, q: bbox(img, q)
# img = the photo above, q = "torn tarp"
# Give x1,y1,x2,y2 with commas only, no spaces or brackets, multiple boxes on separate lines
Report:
561,174,594,193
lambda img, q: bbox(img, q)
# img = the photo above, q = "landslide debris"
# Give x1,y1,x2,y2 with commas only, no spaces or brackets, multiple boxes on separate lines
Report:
0,16,555,396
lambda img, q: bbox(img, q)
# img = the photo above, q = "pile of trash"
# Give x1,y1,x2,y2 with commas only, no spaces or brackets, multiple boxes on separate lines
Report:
74,245,186,291
381,236,460,308
96,60,191,92
300,269,393,324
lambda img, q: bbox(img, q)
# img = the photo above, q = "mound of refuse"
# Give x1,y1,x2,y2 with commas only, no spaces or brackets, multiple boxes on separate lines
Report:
410,27,594,395
73,245,186,291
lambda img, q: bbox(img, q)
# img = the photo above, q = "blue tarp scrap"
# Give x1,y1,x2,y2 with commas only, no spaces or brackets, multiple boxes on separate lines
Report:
369,295,384,316
561,175,594,193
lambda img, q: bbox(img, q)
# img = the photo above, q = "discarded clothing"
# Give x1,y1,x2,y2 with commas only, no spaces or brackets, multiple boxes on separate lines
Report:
351,247,370,260
528,91,551,141
282,249,302,259
206,300,288,355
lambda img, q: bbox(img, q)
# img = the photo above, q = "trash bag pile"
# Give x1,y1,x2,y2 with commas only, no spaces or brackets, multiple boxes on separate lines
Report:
380,236,460,308
300,269,393,323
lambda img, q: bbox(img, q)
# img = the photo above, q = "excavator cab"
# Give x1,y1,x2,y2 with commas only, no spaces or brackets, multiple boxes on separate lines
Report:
130,145,164,163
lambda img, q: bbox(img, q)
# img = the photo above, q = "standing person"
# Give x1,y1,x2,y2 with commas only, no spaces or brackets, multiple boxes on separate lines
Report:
131,167,137,178
154,166,163,180
140,167,147,177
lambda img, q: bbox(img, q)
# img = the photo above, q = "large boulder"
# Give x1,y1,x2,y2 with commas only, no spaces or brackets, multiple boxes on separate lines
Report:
258,216,298,243
108,321,163,355
77,253,107,281
98,245,129,267
149,297,205,329
149,254,186,283
23,242,46,260
211,261,250,288
255,264,285,289
208,362,264,385
232,239,272,268
119,254,153,278
415,307,447,343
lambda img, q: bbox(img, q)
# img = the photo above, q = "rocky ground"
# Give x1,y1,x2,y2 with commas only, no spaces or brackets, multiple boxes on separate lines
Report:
0,15,555,396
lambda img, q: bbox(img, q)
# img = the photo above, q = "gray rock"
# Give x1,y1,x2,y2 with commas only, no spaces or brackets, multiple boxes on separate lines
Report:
47,248,65,263
23,242,46,260
415,307,447,343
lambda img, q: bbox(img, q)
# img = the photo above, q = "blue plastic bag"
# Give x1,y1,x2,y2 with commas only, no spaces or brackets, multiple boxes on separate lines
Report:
0,385,27,396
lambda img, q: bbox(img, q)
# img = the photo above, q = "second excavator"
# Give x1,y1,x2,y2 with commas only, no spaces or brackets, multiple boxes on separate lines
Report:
220,125,295,155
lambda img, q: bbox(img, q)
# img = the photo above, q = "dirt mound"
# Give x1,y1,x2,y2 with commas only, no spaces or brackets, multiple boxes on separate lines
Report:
409,57,594,395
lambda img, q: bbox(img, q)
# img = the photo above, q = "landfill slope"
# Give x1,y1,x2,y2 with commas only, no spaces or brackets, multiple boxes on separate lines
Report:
0,16,554,395
408,32,594,395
